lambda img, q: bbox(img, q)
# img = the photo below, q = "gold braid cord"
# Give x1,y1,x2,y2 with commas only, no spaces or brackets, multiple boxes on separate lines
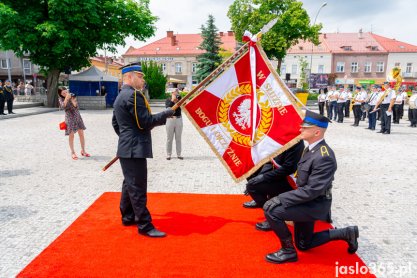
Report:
218,84,272,147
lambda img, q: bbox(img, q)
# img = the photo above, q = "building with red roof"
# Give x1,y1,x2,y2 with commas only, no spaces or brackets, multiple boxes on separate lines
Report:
282,30,417,89
123,31,237,90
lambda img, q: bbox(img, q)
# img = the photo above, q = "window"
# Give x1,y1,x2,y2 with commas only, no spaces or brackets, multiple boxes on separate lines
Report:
0,59,7,69
364,62,372,73
192,63,197,73
175,62,182,73
342,46,352,51
161,63,166,72
336,62,345,73
351,62,359,73
395,62,400,67
23,59,31,75
291,64,297,75
281,65,286,75
317,65,324,73
376,62,384,73
406,63,412,73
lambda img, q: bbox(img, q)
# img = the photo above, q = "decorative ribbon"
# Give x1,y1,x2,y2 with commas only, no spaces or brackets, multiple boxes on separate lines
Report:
242,31,258,144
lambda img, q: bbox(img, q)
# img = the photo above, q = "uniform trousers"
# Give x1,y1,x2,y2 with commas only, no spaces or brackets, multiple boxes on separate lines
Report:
328,101,337,121
337,103,345,122
344,100,351,117
318,101,325,115
119,158,154,232
368,105,376,129
0,94,5,114
6,97,13,113
246,178,293,207
325,101,330,118
166,117,183,157
393,104,401,123
352,105,362,125
408,109,417,126
380,104,392,133
265,200,331,250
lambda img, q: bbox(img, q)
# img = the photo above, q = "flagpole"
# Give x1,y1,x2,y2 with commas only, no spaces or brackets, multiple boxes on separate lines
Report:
172,42,250,110
103,43,251,171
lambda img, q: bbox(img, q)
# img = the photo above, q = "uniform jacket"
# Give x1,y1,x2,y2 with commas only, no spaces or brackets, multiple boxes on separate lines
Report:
112,85,172,158
261,140,305,183
278,140,337,215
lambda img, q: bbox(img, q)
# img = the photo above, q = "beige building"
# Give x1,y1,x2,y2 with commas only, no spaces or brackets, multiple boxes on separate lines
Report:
123,31,237,90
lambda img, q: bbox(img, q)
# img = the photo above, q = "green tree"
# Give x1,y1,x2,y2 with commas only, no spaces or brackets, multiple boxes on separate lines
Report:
141,61,167,99
196,15,223,82
0,0,157,107
227,0,321,73
298,56,309,90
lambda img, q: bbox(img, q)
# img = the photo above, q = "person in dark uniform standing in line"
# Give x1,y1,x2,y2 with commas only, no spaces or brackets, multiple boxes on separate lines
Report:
242,140,305,231
262,110,359,264
112,63,176,238
4,80,15,114
0,81,6,115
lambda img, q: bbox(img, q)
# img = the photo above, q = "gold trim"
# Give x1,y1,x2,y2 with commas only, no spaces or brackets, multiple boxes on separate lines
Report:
183,43,302,183
133,89,152,130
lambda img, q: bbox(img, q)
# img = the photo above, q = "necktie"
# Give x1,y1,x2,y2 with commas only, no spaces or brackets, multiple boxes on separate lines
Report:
302,147,310,157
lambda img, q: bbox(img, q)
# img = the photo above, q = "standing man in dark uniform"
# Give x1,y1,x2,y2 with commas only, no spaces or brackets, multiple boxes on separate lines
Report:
112,63,175,238
262,110,359,264
243,140,305,231
4,80,15,114
0,81,6,115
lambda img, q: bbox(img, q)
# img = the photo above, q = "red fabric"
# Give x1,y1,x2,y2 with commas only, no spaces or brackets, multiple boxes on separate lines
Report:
18,193,374,278
184,43,302,181
59,121,67,130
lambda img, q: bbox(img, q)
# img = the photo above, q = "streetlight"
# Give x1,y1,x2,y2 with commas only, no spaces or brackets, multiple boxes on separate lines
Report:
309,2,327,90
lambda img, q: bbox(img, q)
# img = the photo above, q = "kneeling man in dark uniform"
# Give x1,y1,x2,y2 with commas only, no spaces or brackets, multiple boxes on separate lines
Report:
243,140,304,231
112,63,176,238
263,110,359,263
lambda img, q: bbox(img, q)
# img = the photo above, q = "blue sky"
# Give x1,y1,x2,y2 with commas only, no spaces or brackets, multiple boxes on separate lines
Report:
111,0,417,56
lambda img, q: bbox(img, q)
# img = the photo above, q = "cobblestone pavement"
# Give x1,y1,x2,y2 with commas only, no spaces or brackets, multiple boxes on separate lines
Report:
1,107,417,277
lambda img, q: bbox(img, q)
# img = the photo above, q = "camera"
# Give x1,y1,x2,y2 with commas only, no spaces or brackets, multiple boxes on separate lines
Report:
176,94,181,100
70,93,76,97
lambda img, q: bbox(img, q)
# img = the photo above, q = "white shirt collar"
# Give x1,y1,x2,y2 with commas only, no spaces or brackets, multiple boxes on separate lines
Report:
307,138,324,151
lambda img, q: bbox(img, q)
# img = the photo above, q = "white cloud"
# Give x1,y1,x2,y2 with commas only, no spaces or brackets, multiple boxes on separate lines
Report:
109,0,417,56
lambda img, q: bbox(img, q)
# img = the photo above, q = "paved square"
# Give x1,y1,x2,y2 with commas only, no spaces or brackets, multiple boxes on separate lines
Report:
1,107,416,277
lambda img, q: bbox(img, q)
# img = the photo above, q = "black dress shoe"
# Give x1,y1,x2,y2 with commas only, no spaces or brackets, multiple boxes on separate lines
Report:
242,200,261,208
383,131,390,134
376,130,384,133
139,228,166,238
255,221,271,231
177,156,184,160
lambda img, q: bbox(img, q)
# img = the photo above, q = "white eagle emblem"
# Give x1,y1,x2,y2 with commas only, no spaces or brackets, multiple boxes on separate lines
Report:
233,99,251,130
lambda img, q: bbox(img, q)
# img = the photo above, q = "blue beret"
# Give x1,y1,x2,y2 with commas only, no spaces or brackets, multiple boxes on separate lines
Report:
121,64,144,75
301,110,331,128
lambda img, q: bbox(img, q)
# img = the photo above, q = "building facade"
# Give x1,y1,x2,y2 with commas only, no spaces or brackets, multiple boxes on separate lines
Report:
281,31,417,89
123,31,237,90
0,50,43,89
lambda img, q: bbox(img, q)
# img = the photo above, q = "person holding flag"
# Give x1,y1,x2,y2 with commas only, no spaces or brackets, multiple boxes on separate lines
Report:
262,110,359,264
112,63,176,238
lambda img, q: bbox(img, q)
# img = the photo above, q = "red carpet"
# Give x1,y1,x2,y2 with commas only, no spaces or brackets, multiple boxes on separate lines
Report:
19,193,375,278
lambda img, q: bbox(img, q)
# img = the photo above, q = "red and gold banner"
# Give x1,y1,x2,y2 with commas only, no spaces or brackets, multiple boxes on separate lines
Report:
184,42,303,182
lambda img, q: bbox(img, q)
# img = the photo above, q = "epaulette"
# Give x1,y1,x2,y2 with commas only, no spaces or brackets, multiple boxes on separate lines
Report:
320,145,330,157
